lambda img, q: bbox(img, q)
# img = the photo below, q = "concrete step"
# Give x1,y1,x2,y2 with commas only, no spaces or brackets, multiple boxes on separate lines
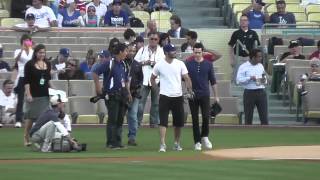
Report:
176,7,221,17
182,16,225,27
174,0,218,7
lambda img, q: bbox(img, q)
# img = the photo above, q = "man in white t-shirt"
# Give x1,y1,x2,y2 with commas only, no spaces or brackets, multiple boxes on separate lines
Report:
25,0,57,27
151,44,192,152
0,80,17,127
86,0,108,19
12,13,51,33
134,32,165,128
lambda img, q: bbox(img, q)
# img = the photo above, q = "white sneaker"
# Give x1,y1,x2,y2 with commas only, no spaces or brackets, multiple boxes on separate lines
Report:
159,144,166,152
41,142,52,152
194,142,202,151
173,142,183,151
201,137,213,150
15,122,22,128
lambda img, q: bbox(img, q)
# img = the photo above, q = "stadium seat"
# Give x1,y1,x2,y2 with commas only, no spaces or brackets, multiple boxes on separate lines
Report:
302,82,320,122
232,3,250,14
1,18,24,27
308,13,320,22
286,4,305,13
150,11,172,30
306,4,320,15
294,13,307,22
302,46,318,55
215,80,232,97
78,37,108,44
68,96,100,124
296,21,320,28
69,80,96,96
0,9,9,19
47,37,78,44
215,73,225,80
50,80,70,96
0,72,12,79
31,37,47,44
213,97,240,124
132,10,150,27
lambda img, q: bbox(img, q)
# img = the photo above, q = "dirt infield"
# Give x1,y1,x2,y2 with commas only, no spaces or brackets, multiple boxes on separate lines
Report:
204,145,320,160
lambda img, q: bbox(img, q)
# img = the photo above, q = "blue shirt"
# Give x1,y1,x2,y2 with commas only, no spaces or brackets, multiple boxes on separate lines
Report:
185,59,216,97
59,8,82,27
92,59,128,94
247,10,265,29
104,10,129,27
270,12,296,25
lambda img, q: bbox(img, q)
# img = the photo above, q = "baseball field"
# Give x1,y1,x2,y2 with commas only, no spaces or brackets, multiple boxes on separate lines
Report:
1,126,320,180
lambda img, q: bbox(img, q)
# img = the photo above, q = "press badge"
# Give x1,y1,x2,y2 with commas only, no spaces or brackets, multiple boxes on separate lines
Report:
39,77,45,85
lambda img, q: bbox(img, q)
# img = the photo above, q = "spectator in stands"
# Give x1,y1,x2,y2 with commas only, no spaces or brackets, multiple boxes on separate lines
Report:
13,34,34,128
51,48,70,80
60,0,86,15
43,0,59,17
108,37,121,55
92,43,131,149
309,40,320,60
91,50,112,77
12,13,51,33
242,0,270,29
83,5,102,27
159,33,171,47
123,28,137,45
0,60,10,72
26,0,58,27
228,14,260,82
279,40,305,63
58,59,85,80
0,80,17,128
80,49,97,79
10,0,32,19
104,0,130,27
135,32,165,128
236,49,268,125
134,36,144,51
140,20,158,38
129,0,148,11
120,0,134,18
151,43,192,152
296,60,320,98
148,0,173,12
270,0,296,25
57,0,85,27
86,0,108,18
185,43,218,151
24,44,52,146
167,15,189,38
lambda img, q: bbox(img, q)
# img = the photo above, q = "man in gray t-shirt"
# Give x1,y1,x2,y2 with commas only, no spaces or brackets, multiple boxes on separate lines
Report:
269,0,295,25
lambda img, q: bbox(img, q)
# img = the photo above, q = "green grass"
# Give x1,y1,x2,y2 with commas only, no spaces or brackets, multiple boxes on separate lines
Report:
1,127,320,179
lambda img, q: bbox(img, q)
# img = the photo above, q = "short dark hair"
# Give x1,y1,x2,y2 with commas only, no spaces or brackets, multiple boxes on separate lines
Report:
20,34,32,46
240,14,249,19
276,0,286,5
170,15,182,26
187,31,197,40
147,31,160,38
249,49,262,59
2,79,13,88
108,37,120,54
123,28,136,40
193,43,204,51
113,43,127,55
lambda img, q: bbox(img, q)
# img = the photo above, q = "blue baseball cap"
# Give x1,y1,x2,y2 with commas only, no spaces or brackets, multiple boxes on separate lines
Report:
98,50,111,58
59,48,70,58
163,44,176,53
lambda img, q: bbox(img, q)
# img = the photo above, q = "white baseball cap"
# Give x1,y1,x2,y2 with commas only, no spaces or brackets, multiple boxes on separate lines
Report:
50,94,68,106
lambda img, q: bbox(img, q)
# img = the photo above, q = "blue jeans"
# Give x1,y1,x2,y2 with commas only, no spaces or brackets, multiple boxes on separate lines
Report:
127,97,140,140
137,85,159,126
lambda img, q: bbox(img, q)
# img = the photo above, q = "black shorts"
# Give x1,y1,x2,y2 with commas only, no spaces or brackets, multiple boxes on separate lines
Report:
159,94,184,127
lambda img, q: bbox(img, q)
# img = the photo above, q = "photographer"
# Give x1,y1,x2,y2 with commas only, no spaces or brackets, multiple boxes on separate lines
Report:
92,43,131,149
125,43,143,146
29,94,79,152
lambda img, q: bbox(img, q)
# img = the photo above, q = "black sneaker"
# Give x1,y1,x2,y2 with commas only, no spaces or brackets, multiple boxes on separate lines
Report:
128,139,137,146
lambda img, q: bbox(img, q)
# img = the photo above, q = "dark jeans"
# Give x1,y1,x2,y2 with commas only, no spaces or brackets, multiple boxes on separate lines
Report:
105,94,127,147
14,77,25,123
188,96,210,144
243,89,268,125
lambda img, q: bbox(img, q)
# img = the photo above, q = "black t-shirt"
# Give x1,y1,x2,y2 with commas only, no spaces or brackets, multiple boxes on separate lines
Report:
228,29,260,57
280,52,305,61
24,60,51,97
58,70,85,80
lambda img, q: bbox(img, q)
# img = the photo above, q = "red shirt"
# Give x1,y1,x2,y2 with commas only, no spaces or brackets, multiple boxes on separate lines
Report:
309,50,320,60
186,52,217,62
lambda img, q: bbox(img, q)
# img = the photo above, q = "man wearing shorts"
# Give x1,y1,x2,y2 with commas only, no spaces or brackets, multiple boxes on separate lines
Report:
151,44,192,152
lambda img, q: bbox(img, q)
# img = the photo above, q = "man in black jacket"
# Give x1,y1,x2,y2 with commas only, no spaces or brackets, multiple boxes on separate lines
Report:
167,15,189,38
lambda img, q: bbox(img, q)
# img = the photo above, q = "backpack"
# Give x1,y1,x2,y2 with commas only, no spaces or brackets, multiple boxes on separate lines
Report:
268,37,283,55
130,17,144,27
297,37,315,46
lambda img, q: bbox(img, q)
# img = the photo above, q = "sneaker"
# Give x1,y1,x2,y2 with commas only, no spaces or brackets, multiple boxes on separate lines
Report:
41,142,52,152
159,144,166,152
194,142,202,151
109,144,127,150
0,123,3,128
173,142,183,151
31,142,41,151
15,122,22,128
201,137,213,150
128,139,137,146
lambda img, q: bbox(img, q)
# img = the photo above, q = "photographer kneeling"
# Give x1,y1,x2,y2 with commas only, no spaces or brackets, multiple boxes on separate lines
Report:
29,94,79,152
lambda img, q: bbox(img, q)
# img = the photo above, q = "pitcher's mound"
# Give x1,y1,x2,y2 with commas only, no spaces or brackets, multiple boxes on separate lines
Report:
204,145,320,160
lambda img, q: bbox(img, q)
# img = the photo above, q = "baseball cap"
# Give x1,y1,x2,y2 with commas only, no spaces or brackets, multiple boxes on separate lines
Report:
255,0,266,6
98,50,111,58
134,36,144,43
288,40,299,48
59,48,70,58
25,13,35,20
276,0,286,5
50,94,68,106
163,44,176,53
112,0,122,5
